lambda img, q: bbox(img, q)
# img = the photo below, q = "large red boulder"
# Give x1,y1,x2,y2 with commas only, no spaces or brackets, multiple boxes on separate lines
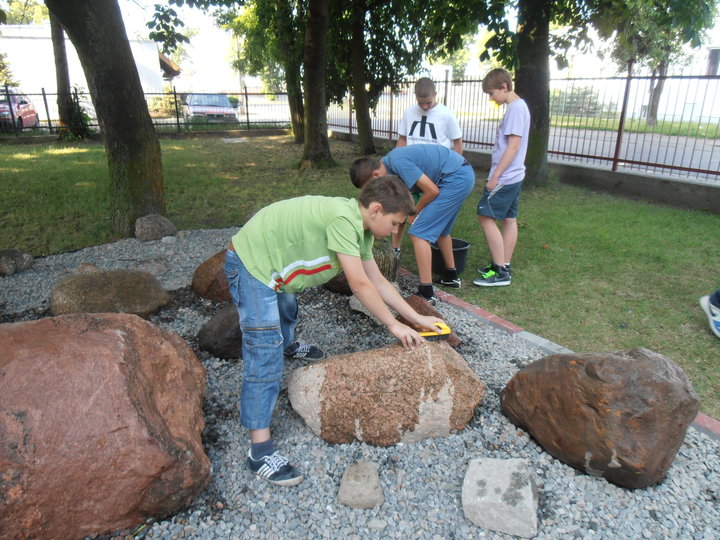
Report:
0,313,210,540
288,341,484,446
500,347,699,489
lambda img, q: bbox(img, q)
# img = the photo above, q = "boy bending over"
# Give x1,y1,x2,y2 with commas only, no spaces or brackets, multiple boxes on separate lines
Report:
224,176,444,487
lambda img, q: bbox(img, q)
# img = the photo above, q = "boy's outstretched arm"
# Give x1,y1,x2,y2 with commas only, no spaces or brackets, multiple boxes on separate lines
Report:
338,253,442,349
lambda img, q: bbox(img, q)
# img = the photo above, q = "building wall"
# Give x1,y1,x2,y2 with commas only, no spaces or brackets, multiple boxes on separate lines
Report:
0,24,164,120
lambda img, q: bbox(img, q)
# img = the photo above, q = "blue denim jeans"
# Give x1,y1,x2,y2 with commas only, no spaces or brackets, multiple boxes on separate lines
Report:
224,249,298,430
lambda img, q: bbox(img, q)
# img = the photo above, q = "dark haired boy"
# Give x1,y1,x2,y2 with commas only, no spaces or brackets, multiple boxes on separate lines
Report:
224,175,444,487
350,144,475,304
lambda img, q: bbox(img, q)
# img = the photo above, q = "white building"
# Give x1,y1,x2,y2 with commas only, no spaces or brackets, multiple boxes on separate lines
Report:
0,23,166,120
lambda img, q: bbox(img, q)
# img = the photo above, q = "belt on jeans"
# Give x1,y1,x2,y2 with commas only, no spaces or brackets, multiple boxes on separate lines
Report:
228,242,236,253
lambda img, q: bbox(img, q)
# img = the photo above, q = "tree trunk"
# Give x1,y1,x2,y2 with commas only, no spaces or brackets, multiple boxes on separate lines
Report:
350,0,375,155
49,13,75,131
301,0,334,167
45,0,165,237
515,0,550,186
646,62,667,127
277,0,304,144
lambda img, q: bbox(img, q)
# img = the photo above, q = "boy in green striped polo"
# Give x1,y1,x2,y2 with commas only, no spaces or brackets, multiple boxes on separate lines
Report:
224,175,445,486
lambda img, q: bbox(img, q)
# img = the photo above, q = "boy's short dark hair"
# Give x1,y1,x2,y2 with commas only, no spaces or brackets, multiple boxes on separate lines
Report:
482,68,513,93
414,77,436,98
359,175,416,216
350,156,382,188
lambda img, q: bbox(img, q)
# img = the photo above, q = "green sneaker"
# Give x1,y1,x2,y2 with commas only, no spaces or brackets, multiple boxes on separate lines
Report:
473,264,511,287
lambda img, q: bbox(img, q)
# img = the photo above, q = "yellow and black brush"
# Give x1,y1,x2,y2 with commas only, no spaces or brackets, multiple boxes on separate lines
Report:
419,322,452,341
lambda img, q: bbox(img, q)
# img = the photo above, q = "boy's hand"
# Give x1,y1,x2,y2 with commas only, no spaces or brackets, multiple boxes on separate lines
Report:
388,321,425,350
415,315,446,333
486,177,499,191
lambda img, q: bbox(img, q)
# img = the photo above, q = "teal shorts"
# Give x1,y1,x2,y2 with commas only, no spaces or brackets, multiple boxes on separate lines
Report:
477,181,523,220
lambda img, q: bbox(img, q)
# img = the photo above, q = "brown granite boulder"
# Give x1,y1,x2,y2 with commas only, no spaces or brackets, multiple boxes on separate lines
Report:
500,347,699,489
198,302,242,359
288,341,484,446
0,313,210,539
50,269,171,318
192,249,230,302
323,239,399,295
398,294,462,347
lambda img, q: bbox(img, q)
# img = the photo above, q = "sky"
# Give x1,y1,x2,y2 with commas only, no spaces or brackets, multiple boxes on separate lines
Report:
119,0,242,92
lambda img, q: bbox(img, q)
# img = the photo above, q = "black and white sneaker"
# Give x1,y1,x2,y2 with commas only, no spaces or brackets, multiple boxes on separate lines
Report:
284,341,326,361
246,450,304,486
433,276,462,288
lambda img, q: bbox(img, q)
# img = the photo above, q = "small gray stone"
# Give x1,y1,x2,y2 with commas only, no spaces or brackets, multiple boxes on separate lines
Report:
134,214,178,242
338,461,384,509
462,458,538,538
0,249,33,276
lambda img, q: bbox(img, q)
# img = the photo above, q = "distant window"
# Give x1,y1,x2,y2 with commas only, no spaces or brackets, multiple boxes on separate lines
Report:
707,48,720,76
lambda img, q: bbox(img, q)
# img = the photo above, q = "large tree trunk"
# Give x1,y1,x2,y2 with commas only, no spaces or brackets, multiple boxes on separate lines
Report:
45,0,165,237
515,0,550,186
646,62,667,127
49,13,75,131
350,0,375,155
301,0,334,167
276,0,304,144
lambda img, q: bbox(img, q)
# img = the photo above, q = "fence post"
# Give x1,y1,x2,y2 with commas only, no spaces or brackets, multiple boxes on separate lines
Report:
5,85,19,137
41,88,53,133
612,59,634,172
388,87,393,142
243,84,250,129
443,69,450,106
348,93,353,136
172,86,181,133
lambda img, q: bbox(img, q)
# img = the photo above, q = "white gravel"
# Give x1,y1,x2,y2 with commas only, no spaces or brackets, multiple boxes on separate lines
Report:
2,229,718,540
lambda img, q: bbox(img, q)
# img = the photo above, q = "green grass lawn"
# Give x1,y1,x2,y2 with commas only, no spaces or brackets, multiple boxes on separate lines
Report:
1,134,718,418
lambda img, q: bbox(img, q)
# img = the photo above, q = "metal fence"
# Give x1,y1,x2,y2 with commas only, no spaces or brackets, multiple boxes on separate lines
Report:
5,75,719,185
328,74,720,185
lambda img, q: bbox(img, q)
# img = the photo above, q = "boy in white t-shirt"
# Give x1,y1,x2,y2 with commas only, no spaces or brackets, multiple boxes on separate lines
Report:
393,78,464,254
396,77,463,154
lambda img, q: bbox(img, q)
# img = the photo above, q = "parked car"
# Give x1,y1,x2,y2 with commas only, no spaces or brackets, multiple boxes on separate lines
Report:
182,93,238,124
0,89,40,130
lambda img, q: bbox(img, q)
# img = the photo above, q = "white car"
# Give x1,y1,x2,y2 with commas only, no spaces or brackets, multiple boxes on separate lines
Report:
182,93,239,124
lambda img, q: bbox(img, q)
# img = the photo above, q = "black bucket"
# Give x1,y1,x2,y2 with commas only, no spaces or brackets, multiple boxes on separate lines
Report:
431,238,471,275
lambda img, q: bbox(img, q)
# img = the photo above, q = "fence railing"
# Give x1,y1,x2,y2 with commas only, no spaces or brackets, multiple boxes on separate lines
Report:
4,75,719,185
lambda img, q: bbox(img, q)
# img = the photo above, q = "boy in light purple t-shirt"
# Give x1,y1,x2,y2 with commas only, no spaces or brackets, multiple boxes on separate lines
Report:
474,68,531,287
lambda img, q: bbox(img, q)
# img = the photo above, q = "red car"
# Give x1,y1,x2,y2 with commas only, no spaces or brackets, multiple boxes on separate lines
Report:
0,89,40,130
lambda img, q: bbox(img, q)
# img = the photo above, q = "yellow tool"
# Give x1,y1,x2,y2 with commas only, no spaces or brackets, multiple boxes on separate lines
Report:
419,322,452,341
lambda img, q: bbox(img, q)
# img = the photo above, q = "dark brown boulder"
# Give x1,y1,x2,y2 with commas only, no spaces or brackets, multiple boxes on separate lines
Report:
0,313,210,540
198,303,242,359
50,269,171,318
288,341,484,446
192,249,231,302
398,294,462,348
500,347,699,489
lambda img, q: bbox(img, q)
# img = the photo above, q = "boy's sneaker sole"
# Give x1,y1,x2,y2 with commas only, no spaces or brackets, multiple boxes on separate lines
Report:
433,277,461,288
473,277,511,287
699,295,720,339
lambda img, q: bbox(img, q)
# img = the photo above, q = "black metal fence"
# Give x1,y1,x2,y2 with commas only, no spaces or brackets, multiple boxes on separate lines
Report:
5,75,719,185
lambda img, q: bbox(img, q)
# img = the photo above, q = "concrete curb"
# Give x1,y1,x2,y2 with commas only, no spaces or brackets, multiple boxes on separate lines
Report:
402,268,720,442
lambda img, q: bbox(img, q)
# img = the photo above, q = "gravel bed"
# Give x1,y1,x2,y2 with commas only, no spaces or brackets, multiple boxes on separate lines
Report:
1,229,718,540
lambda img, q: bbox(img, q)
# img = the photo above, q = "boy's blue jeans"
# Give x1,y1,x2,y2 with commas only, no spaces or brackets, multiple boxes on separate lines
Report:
224,248,298,430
